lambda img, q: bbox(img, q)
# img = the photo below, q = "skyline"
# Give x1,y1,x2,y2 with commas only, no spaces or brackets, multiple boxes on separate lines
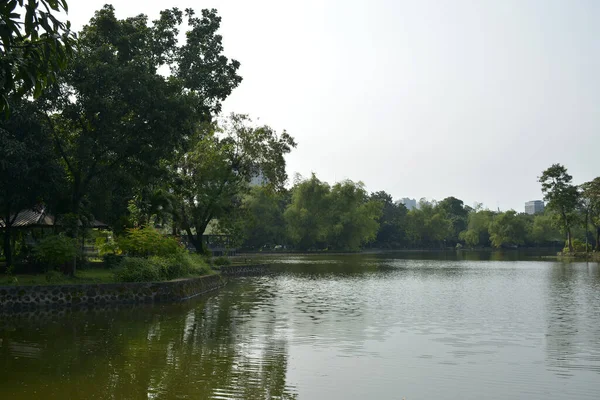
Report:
66,0,600,211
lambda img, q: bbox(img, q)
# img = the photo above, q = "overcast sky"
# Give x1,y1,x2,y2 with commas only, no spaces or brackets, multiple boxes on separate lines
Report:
68,0,599,211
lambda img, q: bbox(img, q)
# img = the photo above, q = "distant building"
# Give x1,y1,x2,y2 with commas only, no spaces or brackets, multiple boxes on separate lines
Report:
399,197,417,210
525,200,545,215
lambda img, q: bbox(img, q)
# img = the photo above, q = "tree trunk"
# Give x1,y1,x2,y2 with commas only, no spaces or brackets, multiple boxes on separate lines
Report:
596,226,600,251
567,228,573,252
3,227,12,271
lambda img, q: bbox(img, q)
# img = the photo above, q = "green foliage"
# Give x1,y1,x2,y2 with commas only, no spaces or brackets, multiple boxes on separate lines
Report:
115,253,210,282
114,257,161,282
488,211,528,248
0,0,75,113
95,231,119,256
213,256,231,266
172,114,296,253
581,177,600,249
284,174,331,250
563,239,591,253
284,175,382,251
102,254,124,269
459,209,494,247
405,202,453,248
326,180,382,251
370,191,408,248
0,99,65,267
117,227,181,258
45,270,65,283
539,164,581,251
530,212,562,245
44,5,242,218
34,234,77,270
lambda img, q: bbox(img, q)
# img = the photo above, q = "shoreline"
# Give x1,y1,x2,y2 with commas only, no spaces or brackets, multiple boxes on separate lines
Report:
0,264,270,311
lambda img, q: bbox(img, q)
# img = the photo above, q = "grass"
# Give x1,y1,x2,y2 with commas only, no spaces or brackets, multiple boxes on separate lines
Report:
0,268,116,286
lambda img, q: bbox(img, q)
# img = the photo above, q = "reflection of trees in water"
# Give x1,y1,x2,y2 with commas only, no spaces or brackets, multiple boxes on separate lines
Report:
544,263,600,377
0,285,297,399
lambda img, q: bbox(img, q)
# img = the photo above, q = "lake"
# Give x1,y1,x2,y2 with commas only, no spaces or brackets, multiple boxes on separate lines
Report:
1,253,600,399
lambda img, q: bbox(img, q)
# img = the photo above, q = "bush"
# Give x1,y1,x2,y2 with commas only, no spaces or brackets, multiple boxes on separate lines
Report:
115,253,211,282
95,231,120,256
103,253,124,269
45,270,65,283
114,257,160,282
117,227,182,258
213,256,232,266
34,234,78,271
564,239,592,253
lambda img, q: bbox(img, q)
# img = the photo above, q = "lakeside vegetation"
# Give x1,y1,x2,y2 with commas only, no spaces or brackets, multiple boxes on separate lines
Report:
1,2,599,285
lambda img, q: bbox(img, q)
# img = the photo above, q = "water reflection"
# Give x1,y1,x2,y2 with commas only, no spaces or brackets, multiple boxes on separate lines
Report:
545,263,600,378
0,286,298,400
2,255,600,400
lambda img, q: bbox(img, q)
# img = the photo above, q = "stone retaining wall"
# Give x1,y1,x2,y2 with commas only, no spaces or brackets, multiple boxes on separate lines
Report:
0,274,226,310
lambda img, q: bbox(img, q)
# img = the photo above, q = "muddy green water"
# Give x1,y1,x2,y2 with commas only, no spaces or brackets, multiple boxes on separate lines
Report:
1,253,600,399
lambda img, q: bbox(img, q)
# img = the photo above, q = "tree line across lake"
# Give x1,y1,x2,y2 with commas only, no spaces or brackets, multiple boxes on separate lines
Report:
221,165,600,253
1,3,599,277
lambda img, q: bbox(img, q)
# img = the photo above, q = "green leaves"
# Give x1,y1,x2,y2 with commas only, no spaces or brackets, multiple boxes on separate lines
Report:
539,164,581,250
1,0,75,114
284,175,382,251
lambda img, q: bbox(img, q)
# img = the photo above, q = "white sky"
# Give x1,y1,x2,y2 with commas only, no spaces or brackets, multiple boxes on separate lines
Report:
68,0,600,211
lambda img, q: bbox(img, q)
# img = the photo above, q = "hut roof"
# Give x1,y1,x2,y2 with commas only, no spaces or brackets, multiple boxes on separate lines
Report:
0,208,108,229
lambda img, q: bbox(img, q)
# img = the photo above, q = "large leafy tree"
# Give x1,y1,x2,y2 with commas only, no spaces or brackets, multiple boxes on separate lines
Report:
438,196,469,245
0,99,64,268
539,164,580,252
488,210,528,248
326,181,382,251
529,211,563,247
0,0,75,113
581,177,600,250
369,191,408,248
44,5,241,216
284,174,331,250
459,207,494,247
234,186,290,250
405,201,453,248
172,114,296,253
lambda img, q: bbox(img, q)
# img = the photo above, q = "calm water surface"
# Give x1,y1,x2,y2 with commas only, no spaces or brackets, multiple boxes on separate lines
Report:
2,253,600,399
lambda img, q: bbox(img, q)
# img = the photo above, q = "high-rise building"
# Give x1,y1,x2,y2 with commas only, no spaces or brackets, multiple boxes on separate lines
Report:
525,200,544,215
399,197,417,210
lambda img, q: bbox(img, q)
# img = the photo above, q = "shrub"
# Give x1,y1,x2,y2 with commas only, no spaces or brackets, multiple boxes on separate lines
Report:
103,253,125,269
114,257,160,282
34,234,78,271
564,239,592,253
45,270,65,283
117,227,182,257
95,231,120,256
213,256,232,266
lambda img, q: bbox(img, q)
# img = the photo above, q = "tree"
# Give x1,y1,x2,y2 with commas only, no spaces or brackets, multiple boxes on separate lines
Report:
0,0,75,113
0,99,63,268
530,211,563,247
284,174,331,250
488,210,528,248
326,181,382,251
235,186,289,250
539,164,580,252
370,191,408,248
438,196,469,245
459,208,494,247
405,201,453,248
44,5,242,217
581,177,600,250
172,114,295,253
